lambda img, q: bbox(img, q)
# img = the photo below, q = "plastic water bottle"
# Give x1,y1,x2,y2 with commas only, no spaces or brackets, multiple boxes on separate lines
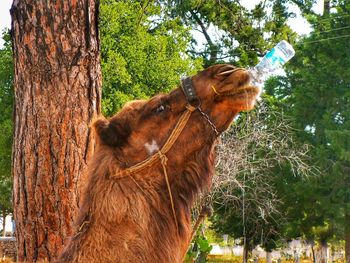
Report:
250,40,295,86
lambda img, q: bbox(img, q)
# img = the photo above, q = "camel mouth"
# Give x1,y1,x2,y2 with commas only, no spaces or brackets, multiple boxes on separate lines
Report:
215,67,261,100
220,85,261,99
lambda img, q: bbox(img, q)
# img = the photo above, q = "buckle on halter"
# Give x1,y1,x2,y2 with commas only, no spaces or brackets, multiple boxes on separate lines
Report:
180,77,201,108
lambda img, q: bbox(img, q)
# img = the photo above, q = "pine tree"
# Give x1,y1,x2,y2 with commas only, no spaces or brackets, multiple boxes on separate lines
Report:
11,1,101,260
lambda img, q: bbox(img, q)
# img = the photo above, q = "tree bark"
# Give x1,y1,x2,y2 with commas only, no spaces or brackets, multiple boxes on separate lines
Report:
2,210,6,236
189,10,218,66
243,242,249,263
323,0,330,16
10,0,101,261
346,214,350,263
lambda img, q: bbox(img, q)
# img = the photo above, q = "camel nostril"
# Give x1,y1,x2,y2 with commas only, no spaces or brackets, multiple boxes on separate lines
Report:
217,65,236,75
237,73,250,87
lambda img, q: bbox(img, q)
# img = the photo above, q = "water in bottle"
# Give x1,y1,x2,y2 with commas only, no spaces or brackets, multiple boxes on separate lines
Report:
250,40,295,86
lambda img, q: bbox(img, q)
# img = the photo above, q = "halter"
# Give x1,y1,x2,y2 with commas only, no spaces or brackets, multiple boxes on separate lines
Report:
108,77,220,234
77,69,243,242
181,77,220,136
180,77,200,107
112,77,220,179
109,68,247,182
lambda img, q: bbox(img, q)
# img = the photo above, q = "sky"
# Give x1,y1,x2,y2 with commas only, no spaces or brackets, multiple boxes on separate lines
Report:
0,0,323,48
0,0,12,47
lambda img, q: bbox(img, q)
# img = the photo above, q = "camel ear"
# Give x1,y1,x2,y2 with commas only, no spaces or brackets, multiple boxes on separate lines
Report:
93,119,122,147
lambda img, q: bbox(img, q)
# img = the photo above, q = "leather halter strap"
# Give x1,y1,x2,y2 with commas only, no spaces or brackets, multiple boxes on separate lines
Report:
112,104,196,178
109,77,218,235
181,77,200,107
75,106,196,237
181,76,220,136
113,69,246,178
111,104,197,235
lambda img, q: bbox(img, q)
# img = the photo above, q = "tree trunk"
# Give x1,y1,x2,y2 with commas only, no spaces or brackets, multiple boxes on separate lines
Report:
311,242,316,263
10,0,101,261
2,210,6,236
266,251,272,263
243,242,249,263
321,241,328,263
315,241,328,263
323,0,330,16
189,10,218,66
294,250,300,263
345,214,350,263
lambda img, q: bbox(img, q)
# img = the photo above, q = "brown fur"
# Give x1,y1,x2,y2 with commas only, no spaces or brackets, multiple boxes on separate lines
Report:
56,64,260,262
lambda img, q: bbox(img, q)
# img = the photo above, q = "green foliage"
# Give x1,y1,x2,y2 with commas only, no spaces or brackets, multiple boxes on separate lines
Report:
157,1,315,250
162,0,297,67
1,0,348,254
211,97,311,253
100,0,202,116
0,29,13,214
265,0,350,245
186,228,213,263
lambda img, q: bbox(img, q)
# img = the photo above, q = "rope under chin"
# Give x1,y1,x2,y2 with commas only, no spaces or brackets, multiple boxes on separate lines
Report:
111,104,197,235
76,68,245,242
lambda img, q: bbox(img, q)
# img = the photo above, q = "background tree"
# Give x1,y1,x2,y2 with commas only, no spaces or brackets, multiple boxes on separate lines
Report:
2,0,348,261
265,0,350,261
211,98,312,263
162,0,297,66
0,30,13,236
100,0,202,116
159,1,310,260
10,0,101,261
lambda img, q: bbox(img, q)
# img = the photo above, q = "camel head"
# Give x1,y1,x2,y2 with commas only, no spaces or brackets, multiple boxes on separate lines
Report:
93,64,260,167
61,64,261,263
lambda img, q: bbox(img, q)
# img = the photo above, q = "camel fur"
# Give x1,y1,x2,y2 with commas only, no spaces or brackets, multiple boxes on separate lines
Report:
57,64,260,262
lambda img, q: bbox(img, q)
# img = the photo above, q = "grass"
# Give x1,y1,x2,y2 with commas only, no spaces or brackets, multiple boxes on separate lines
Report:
207,254,242,262
205,255,345,263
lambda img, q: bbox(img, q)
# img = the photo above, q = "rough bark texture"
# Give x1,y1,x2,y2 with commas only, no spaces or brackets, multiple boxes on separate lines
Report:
0,237,17,260
10,0,101,261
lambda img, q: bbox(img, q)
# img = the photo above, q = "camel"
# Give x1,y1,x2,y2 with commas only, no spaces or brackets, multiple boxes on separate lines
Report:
57,64,261,262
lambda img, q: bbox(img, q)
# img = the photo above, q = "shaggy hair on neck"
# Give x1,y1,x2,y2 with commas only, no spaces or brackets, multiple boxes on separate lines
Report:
56,64,260,263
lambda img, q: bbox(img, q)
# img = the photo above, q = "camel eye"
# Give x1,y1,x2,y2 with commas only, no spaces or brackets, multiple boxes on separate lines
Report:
155,105,166,113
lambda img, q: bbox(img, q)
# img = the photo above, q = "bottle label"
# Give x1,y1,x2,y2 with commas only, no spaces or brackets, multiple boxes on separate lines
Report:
265,47,286,69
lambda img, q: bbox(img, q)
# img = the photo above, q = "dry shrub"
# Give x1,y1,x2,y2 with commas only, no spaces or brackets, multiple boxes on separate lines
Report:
192,100,317,243
212,100,314,211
